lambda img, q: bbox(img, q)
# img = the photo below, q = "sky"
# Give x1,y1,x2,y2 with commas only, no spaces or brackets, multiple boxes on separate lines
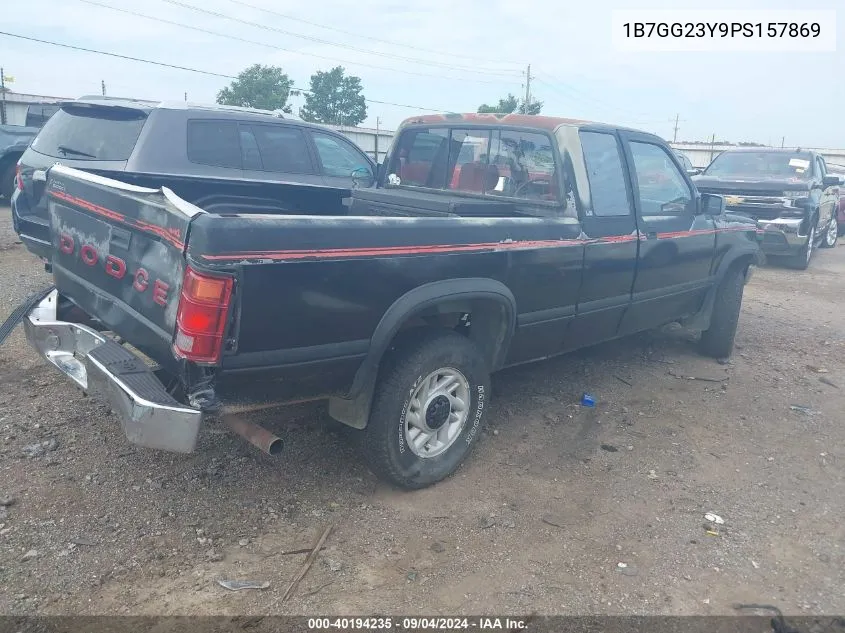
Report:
0,0,843,147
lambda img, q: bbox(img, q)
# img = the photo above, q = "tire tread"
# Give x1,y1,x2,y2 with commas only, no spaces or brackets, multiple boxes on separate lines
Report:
699,268,744,359
361,330,488,489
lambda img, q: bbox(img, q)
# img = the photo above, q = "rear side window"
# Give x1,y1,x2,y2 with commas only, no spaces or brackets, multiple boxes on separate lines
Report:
580,131,631,217
388,126,559,202
247,124,314,174
187,120,242,169
30,105,147,161
387,128,449,187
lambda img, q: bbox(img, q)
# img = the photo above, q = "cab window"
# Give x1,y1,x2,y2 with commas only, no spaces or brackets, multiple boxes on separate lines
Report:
387,126,560,203
629,142,693,217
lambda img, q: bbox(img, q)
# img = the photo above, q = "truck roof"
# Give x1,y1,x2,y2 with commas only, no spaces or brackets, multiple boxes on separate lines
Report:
396,112,661,139
398,112,590,131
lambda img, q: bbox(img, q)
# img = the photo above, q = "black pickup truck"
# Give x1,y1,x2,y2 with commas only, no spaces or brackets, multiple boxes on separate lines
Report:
13,113,761,489
693,148,841,269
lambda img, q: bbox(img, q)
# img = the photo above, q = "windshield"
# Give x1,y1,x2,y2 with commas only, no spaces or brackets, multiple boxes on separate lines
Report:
704,151,814,180
30,105,148,161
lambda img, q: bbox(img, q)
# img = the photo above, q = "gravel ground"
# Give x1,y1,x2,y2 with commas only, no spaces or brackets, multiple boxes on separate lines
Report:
0,205,843,616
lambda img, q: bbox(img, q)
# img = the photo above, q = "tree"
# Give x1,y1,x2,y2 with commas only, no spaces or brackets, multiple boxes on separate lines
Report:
477,93,542,115
299,66,367,126
216,64,295,113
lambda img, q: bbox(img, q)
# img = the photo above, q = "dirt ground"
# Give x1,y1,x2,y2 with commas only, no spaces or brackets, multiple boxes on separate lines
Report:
0,205,843,617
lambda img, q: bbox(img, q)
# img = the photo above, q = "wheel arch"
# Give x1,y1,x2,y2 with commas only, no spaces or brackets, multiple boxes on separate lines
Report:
681,247,758,332
329,278,516,429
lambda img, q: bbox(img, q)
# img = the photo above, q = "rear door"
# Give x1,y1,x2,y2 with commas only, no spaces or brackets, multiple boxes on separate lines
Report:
561,127,638,350
618,132,716,334
239,123,324,186
15,103,149,254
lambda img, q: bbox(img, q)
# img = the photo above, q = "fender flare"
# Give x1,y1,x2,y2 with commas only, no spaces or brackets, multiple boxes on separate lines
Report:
681,246,760,332
329,278,517,429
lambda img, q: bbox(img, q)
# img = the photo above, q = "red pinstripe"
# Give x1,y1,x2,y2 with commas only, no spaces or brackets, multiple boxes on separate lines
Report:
46,188,755,262
49,190,186,250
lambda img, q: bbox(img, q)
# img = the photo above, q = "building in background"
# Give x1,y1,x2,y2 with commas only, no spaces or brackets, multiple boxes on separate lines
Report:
1,91,67,127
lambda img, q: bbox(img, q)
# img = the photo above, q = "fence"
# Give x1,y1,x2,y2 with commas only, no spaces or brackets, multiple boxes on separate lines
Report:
327,124,845,170
670,142,845,169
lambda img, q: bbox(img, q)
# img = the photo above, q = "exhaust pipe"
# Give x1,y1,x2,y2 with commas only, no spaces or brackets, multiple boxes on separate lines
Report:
223,416,283,456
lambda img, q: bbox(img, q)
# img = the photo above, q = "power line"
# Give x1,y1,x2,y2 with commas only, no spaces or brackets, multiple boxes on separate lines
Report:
0,31,447,112
74,0,516,86
0,31,237,78
158,0,521,78
222,0,526,67
532,74,667,123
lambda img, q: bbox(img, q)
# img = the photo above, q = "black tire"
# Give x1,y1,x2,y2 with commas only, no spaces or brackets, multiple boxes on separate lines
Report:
0,161,16,201
699,267,745,359
820,215,838,248
362,330,491,490
785,223,815,270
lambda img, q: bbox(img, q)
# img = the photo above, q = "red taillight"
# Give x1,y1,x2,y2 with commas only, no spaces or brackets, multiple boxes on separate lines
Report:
15,164,23,192
173,266,233,364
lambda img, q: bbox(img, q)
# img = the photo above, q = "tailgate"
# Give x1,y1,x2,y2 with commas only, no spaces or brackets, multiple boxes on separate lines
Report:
45,165,203,365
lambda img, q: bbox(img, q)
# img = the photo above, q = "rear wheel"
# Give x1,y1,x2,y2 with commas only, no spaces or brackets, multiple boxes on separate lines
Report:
699,266,745,359
361,330,490,489
820,215,838,248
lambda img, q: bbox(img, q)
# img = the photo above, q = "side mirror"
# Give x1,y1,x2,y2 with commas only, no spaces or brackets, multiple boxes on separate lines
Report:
699,192,725,216
822,175,843,188
687,168,702,176
351,166,374,189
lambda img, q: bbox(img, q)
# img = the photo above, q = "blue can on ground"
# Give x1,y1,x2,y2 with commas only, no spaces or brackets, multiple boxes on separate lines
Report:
581,393,596,407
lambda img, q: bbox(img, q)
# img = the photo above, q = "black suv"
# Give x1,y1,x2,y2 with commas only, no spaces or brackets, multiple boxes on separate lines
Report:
12,96,376,259
693,148,840,269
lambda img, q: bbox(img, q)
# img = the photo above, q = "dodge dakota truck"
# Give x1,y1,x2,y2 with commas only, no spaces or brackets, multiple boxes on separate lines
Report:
693,148,840,269
10,112,761,489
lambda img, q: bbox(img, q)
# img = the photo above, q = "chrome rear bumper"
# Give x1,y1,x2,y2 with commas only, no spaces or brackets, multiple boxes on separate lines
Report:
23,290,202,453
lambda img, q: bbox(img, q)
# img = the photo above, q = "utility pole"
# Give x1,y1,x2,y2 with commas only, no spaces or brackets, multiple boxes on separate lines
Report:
0,68,6,125
184,91,188,102
781,136,785,148
375,116,381,164
709,133,716,163
101,80,106,96
523,64,532,113
672,113,681,143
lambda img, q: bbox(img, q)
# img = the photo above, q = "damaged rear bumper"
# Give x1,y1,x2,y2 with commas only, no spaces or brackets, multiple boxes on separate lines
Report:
23,290,202,453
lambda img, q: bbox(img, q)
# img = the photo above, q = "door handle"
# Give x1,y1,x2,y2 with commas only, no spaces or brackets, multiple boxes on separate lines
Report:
647,231,657,239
